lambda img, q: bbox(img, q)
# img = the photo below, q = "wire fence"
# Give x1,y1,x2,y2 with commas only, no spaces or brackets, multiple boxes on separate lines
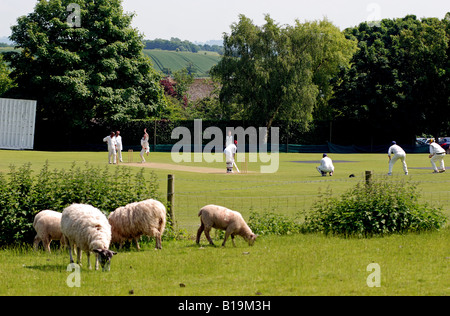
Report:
169,173,450,233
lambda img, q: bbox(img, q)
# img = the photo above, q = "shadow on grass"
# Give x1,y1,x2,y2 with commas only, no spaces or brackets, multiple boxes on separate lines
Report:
23,264,65,272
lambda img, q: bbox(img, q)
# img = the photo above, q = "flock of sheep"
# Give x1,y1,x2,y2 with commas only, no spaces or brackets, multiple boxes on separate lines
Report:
33,200,257,271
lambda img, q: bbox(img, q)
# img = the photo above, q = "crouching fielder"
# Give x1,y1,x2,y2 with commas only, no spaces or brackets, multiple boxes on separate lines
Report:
196,204,256,247
316,153,334,176
388,141,408,175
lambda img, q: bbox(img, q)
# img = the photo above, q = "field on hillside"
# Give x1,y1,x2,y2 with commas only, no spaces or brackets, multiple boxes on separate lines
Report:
143,49,221,77
0,150,448,296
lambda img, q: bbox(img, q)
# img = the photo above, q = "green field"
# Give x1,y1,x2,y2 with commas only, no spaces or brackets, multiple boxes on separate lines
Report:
0,150,449,296
143,49,221,77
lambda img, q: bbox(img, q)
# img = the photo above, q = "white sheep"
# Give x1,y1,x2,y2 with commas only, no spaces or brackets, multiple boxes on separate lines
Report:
61,204,116,271
108,199,166,250
196,204,257,247
33,210,66,252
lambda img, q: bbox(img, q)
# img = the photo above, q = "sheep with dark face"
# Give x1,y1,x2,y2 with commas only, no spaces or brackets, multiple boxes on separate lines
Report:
61,204,116,271
196,204,257,247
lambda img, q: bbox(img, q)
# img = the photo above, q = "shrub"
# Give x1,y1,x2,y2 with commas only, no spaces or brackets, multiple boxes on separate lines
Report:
248,211,303,236
304,179,447,237
0,161,160,246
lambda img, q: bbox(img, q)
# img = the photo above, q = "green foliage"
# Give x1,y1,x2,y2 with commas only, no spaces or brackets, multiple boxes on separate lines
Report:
332,14,450,142
0,161,160,246
0,54,15,95
305,179,447,236
4,0,166,128
211,14,357,130
248,211,303,236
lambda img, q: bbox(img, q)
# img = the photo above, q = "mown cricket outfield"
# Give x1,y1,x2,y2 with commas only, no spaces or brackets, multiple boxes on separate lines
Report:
0,150,448,296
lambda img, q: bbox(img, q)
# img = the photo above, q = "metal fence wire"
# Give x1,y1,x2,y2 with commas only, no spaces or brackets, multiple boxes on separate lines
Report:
168,173,450,233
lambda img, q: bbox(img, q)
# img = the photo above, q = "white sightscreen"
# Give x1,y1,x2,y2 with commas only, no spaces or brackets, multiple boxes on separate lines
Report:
0,98,37,150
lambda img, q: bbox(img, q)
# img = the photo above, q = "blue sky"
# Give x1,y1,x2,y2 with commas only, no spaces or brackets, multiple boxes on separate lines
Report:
1,0,449,43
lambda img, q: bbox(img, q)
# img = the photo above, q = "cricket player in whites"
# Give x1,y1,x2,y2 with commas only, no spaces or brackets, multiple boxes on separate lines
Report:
388,141,408,175
316,153,334,176
224,140,237,173
103,131,117,164
428,138,446,173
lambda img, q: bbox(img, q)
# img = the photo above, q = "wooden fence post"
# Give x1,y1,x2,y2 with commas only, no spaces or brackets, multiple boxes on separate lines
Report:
167,174,175,224
365,170,373,186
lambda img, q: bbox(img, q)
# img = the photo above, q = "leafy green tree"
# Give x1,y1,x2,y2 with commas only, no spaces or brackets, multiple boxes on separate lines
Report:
4,0,166,128
332,14,450,143
211,14,357,132
0,54,15,95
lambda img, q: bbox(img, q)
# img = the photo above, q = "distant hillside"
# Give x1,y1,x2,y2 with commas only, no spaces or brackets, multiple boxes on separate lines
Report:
143,49,221,78
143,38,223,55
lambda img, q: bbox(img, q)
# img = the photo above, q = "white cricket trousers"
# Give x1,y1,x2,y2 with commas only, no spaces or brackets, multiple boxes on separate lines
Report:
108,148,117,164
389,153,408,174
430,153,445,172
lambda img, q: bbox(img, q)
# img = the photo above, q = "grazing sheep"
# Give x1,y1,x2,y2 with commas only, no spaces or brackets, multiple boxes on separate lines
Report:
108,199,166,250
196,204,257,247
33,210,66,252
61,204,116,271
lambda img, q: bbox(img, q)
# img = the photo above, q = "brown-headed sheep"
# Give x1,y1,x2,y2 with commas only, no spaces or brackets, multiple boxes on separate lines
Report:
61,204,116,271
33,210,66,252
108,199,166,250
196,204,257,247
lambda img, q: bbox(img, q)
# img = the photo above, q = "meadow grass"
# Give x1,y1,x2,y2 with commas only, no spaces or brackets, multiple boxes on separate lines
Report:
0,150,449,296
0,229,448,296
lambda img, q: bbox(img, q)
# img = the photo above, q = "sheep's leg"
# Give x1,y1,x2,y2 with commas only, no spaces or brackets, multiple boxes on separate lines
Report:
33,235,41,251
94,252,99,270
44,236,51,253
86,251,93,270
155,236,162,250
134,237,141,251
204,227,215,246
222,231,230,247
196,222,205,244
231,234,236,247
150,229,161,250
86,250,92,270
76,246,82,266
67,239,74,264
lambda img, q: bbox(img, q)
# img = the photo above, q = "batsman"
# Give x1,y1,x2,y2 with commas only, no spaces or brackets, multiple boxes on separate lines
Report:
224,140,238,173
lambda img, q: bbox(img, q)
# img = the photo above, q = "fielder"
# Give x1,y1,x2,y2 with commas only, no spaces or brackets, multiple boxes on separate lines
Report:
224,140,237,173
428,139,446,173
103,132,117,164
387,141,408,175
316,153,334,176
115,131,123,163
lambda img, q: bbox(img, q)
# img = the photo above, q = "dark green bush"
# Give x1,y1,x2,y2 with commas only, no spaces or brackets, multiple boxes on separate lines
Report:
304,179,447,237
0,161,160,246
